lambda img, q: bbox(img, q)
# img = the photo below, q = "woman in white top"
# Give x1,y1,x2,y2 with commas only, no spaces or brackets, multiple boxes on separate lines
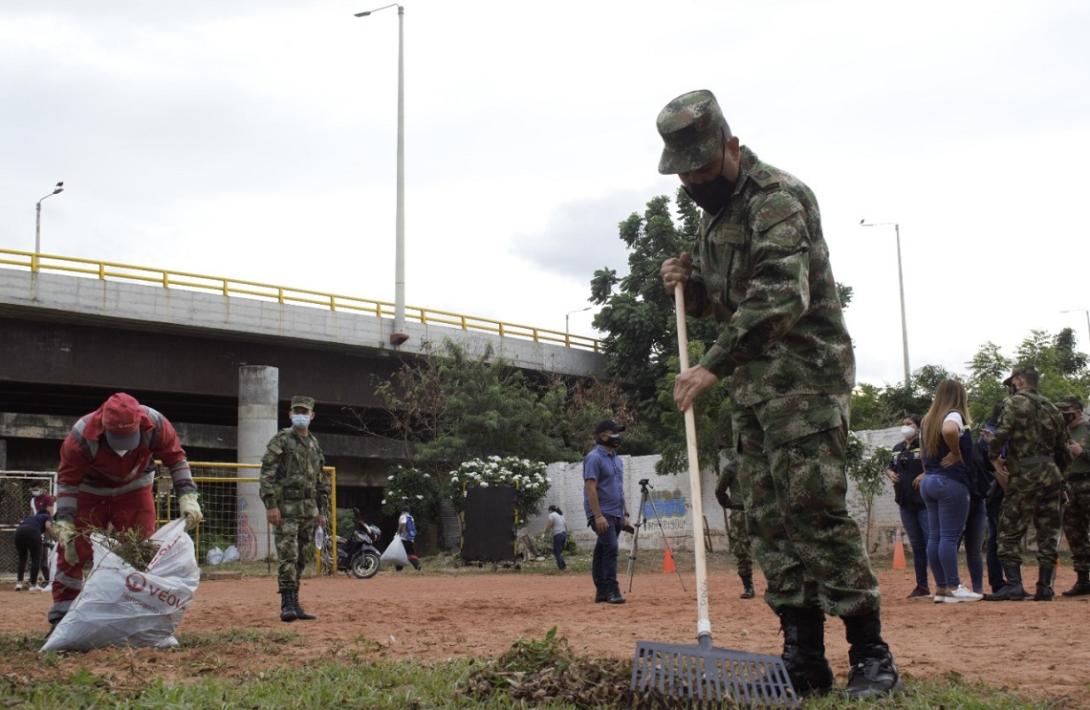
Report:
544,505,567,570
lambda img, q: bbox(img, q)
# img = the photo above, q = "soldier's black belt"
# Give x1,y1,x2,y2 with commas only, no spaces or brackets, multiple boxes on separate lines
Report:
1016,455,1053,466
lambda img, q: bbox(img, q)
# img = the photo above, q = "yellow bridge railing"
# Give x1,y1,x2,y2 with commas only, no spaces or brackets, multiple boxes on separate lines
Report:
0,248,602,352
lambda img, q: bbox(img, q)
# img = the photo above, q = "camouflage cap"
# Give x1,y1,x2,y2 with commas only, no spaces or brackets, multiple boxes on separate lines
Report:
1002,366,1040,387
656,90,730,175
1057,395,1084,412
290,395,315,410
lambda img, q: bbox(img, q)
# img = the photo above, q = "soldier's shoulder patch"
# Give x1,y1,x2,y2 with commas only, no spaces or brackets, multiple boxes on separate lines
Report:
749,165,780,190
751,190,803,233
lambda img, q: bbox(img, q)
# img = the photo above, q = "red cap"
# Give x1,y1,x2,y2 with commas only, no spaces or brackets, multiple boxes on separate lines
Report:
102,393,142,435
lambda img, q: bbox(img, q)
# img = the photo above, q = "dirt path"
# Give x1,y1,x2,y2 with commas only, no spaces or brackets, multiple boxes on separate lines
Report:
2,565,1088,698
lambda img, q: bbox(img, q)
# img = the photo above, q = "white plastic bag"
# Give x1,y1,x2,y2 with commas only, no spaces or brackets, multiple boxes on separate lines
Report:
380,535,409,567
221,545,240,564
41,518,200,653
206,547,224,566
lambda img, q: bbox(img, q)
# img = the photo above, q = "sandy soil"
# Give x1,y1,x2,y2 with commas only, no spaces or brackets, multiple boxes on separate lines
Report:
2,564,1088,699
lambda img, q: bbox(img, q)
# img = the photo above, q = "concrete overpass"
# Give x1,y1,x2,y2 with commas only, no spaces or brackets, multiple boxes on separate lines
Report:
0,249,606,501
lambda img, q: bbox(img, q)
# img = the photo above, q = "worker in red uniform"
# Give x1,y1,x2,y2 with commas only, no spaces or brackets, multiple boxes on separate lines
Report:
49,392,203,628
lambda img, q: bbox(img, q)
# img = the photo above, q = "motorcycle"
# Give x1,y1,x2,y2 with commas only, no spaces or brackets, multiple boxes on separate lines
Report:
331,510,382,579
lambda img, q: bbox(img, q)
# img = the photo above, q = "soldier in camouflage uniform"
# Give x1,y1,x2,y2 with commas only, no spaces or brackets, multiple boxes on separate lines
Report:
984,368,1072,601
260,395,331,622
657,90,898,699
715,459,755,599
1058,395,1090,596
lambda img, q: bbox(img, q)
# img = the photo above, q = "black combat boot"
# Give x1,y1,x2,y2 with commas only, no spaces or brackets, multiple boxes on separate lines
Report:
778,607,834,697
1033,565,1055,601
1062,569,1090,597
280,590,298,622
740,574,755,599
843,612,902,699
294,588,317,620
984,563,1027,601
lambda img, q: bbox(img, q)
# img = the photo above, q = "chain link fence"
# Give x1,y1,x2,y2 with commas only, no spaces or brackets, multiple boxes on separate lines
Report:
0,472,56,580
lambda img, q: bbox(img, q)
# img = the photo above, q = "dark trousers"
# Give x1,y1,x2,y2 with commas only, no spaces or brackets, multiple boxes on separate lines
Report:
551,532,567,570
961,498,987,593
589,516,622,595
898,505,929,590
15,527,44,585
986,487,1005,592
922,474,970,589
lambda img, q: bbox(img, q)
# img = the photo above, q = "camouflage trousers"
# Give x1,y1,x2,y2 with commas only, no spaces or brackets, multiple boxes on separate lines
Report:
727,508,752,577
996,464,1063,567
1063,477,1090,573
735,395,880,617
274,516,316,592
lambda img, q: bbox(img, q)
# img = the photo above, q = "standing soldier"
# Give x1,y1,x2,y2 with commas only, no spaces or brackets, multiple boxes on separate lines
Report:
1058,396,1090,596
49,393,202,630
260,395,330,622
985,368,1071,601
657,90,898,698
715,459,755,599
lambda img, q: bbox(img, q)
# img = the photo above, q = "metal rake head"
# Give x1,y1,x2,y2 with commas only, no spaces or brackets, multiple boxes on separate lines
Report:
631,640,799,707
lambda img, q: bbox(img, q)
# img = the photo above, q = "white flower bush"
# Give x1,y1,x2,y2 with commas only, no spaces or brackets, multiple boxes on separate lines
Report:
448,456,551,522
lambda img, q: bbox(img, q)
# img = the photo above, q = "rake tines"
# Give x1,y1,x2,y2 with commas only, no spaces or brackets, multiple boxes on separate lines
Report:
631,640,799,707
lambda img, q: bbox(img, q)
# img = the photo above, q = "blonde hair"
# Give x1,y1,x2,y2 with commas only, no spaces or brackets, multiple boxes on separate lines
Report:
922,379,971,457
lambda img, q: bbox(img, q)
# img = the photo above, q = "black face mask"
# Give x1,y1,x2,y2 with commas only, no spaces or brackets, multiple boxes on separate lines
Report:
603,434,622,448
684,175,734,214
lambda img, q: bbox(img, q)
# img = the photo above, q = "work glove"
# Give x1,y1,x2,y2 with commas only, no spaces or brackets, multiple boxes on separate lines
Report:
179,493,203,530
54,519,78,563
715,472,732,509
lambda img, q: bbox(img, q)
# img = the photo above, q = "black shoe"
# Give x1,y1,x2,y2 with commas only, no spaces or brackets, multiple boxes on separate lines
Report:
280,590,298,622
984,563,1027,601
1062,570,1090,597
778,607,834,697
594,590,608,603
740,574,755,599
293,589,317,620
1033,565,1055,602
606,590,626,604
843,613,902,699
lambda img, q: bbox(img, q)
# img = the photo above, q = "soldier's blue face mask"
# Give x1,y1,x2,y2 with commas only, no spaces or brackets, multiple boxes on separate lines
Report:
291,413,311,429
682,130,733,214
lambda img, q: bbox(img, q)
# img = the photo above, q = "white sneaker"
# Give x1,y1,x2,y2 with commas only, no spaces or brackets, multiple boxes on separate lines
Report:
14,583,25,591
933,587,953,603
943,584,984,603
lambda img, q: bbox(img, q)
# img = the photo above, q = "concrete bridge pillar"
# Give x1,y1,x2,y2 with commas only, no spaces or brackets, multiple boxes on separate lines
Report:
238,365,279,561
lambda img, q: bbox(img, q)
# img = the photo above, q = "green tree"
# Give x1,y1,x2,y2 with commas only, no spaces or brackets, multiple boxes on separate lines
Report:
653,342,732,476
846,436,890,553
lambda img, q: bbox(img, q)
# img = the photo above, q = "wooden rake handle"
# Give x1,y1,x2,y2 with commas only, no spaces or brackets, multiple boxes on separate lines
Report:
674,283,713,645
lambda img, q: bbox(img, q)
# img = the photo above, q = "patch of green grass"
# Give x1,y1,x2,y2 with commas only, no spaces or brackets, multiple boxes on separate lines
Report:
804,673,1060,709
0,632,43,654
175,628,299,651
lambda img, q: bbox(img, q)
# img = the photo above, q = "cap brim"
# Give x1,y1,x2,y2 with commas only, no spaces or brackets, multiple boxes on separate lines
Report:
658,145,716,175
1001,376,1013,386
105,430,141,451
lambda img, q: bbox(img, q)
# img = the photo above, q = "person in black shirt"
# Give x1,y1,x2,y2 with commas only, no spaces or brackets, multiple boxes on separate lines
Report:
886,415,929,598
14,510,53,591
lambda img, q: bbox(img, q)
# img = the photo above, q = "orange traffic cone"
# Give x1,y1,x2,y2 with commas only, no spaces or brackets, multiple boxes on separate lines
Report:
892,529,906,570
662,547,677,574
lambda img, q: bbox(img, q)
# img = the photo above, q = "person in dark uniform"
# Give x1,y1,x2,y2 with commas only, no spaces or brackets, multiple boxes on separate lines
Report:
886,415,928,598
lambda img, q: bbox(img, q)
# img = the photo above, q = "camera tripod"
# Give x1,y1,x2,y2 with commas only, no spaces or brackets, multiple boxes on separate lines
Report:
625,478,687,593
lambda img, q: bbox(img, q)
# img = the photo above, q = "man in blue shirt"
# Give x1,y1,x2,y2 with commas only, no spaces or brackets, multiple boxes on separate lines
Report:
583,419,629,604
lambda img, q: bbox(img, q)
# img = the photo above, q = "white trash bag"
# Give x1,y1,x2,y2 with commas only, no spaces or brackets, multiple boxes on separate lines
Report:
380,535,409,567
41,518,200,653
206,547,224,566
221,545,240,564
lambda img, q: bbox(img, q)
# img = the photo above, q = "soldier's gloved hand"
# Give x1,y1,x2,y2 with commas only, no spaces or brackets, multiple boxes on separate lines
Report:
54,519,78,563
179,493,203,530
715,487,731,509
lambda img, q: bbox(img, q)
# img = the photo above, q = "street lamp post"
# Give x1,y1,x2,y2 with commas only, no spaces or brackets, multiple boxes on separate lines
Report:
355,4,408,346
565,305,593,337
35,181,65,260
860,219,911,388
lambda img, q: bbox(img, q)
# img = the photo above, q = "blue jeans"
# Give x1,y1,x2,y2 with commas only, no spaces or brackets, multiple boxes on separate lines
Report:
960,498,987,593
552,532,567,570
899,505,929,590
922,474,970,589
589,516,622,595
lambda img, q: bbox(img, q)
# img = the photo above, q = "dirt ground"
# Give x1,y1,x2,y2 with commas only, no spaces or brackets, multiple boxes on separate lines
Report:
2,562,1089,700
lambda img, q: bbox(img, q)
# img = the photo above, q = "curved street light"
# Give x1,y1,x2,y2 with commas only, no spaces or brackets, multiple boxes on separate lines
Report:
36,181,65,256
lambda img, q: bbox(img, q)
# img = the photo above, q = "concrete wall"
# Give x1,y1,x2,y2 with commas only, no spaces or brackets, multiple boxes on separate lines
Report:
0,269,605,378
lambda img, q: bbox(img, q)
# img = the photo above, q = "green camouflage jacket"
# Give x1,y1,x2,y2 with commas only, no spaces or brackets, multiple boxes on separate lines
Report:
259,428,330,518
1068,422,1090,477
688,146,854,407
991,389,1071,479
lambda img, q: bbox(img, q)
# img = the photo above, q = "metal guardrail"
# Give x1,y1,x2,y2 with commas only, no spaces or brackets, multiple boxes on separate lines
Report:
0,248,601,352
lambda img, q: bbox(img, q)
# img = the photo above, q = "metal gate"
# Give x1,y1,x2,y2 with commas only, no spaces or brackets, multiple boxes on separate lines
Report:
0,471,56,580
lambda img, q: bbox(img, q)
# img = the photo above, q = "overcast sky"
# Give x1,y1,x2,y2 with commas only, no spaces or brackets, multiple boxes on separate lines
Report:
2,0,1088,389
